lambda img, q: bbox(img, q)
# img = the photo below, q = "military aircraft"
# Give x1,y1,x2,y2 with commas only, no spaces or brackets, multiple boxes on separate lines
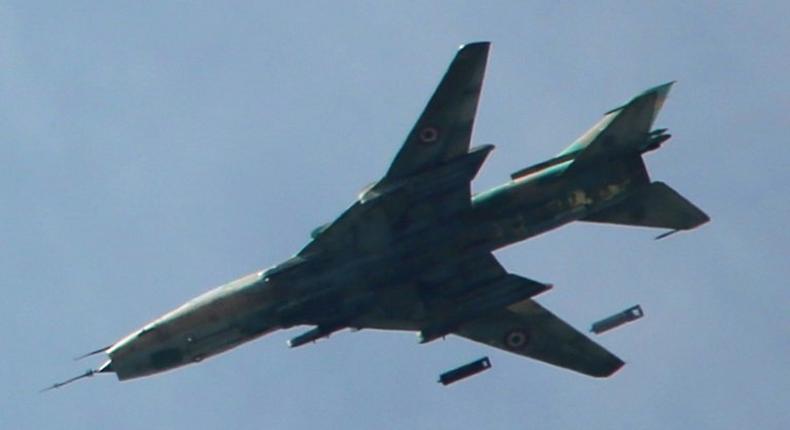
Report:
48,41,709,390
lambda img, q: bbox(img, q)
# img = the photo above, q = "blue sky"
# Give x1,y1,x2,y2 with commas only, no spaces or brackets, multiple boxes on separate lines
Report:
2,2,787,429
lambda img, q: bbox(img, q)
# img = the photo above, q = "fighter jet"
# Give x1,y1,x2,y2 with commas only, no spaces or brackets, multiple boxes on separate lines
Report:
48,41,709,389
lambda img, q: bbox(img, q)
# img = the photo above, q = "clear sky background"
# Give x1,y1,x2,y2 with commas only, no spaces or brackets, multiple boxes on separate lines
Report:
2,2,787,429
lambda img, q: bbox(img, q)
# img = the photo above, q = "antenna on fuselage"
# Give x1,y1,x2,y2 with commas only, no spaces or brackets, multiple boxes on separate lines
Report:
41,360,113,392
40,369,96,392
73,344,112,361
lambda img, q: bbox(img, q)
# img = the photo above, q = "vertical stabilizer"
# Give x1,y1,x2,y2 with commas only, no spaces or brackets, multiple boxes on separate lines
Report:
562,82,675,173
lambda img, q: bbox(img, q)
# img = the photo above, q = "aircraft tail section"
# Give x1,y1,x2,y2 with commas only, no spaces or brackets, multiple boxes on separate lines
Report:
582,181,709,233
511,83,675,182
561,82,674,174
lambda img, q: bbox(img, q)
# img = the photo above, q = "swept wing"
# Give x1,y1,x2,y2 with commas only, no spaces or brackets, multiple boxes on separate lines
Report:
382,41,490,182
299,42,490,257
455,299,625,377
353,251,623,377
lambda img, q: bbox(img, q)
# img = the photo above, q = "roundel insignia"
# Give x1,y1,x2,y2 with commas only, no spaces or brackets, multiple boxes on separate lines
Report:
504,328,530,350
418,126,439,144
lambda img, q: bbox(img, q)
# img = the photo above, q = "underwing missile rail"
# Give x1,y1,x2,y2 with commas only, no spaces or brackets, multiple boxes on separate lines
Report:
288,323,345,348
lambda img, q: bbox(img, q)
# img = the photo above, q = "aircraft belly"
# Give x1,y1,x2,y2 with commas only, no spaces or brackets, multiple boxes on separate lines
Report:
53,45,713,389
301,177,638,330
473,175,634,250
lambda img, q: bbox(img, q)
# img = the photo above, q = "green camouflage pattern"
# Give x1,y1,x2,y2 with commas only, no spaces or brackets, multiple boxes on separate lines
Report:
63,42,709,387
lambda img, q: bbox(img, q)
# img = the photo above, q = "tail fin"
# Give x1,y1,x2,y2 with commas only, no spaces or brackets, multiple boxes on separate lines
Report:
582,182,709,235
561,82,675,174
510,83,674,182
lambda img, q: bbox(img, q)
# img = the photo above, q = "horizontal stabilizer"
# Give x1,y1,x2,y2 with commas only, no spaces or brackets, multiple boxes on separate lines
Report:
582,182,709,231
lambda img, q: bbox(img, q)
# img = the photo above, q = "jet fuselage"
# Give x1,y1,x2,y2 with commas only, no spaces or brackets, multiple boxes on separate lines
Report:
47,43,708,390
105,154,640,380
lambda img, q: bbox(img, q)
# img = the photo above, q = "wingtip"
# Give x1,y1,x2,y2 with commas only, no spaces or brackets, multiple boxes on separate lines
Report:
460,41,491,49
587,356,626,378
453,42,491,65
458,41,491,53
602,359,626,377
